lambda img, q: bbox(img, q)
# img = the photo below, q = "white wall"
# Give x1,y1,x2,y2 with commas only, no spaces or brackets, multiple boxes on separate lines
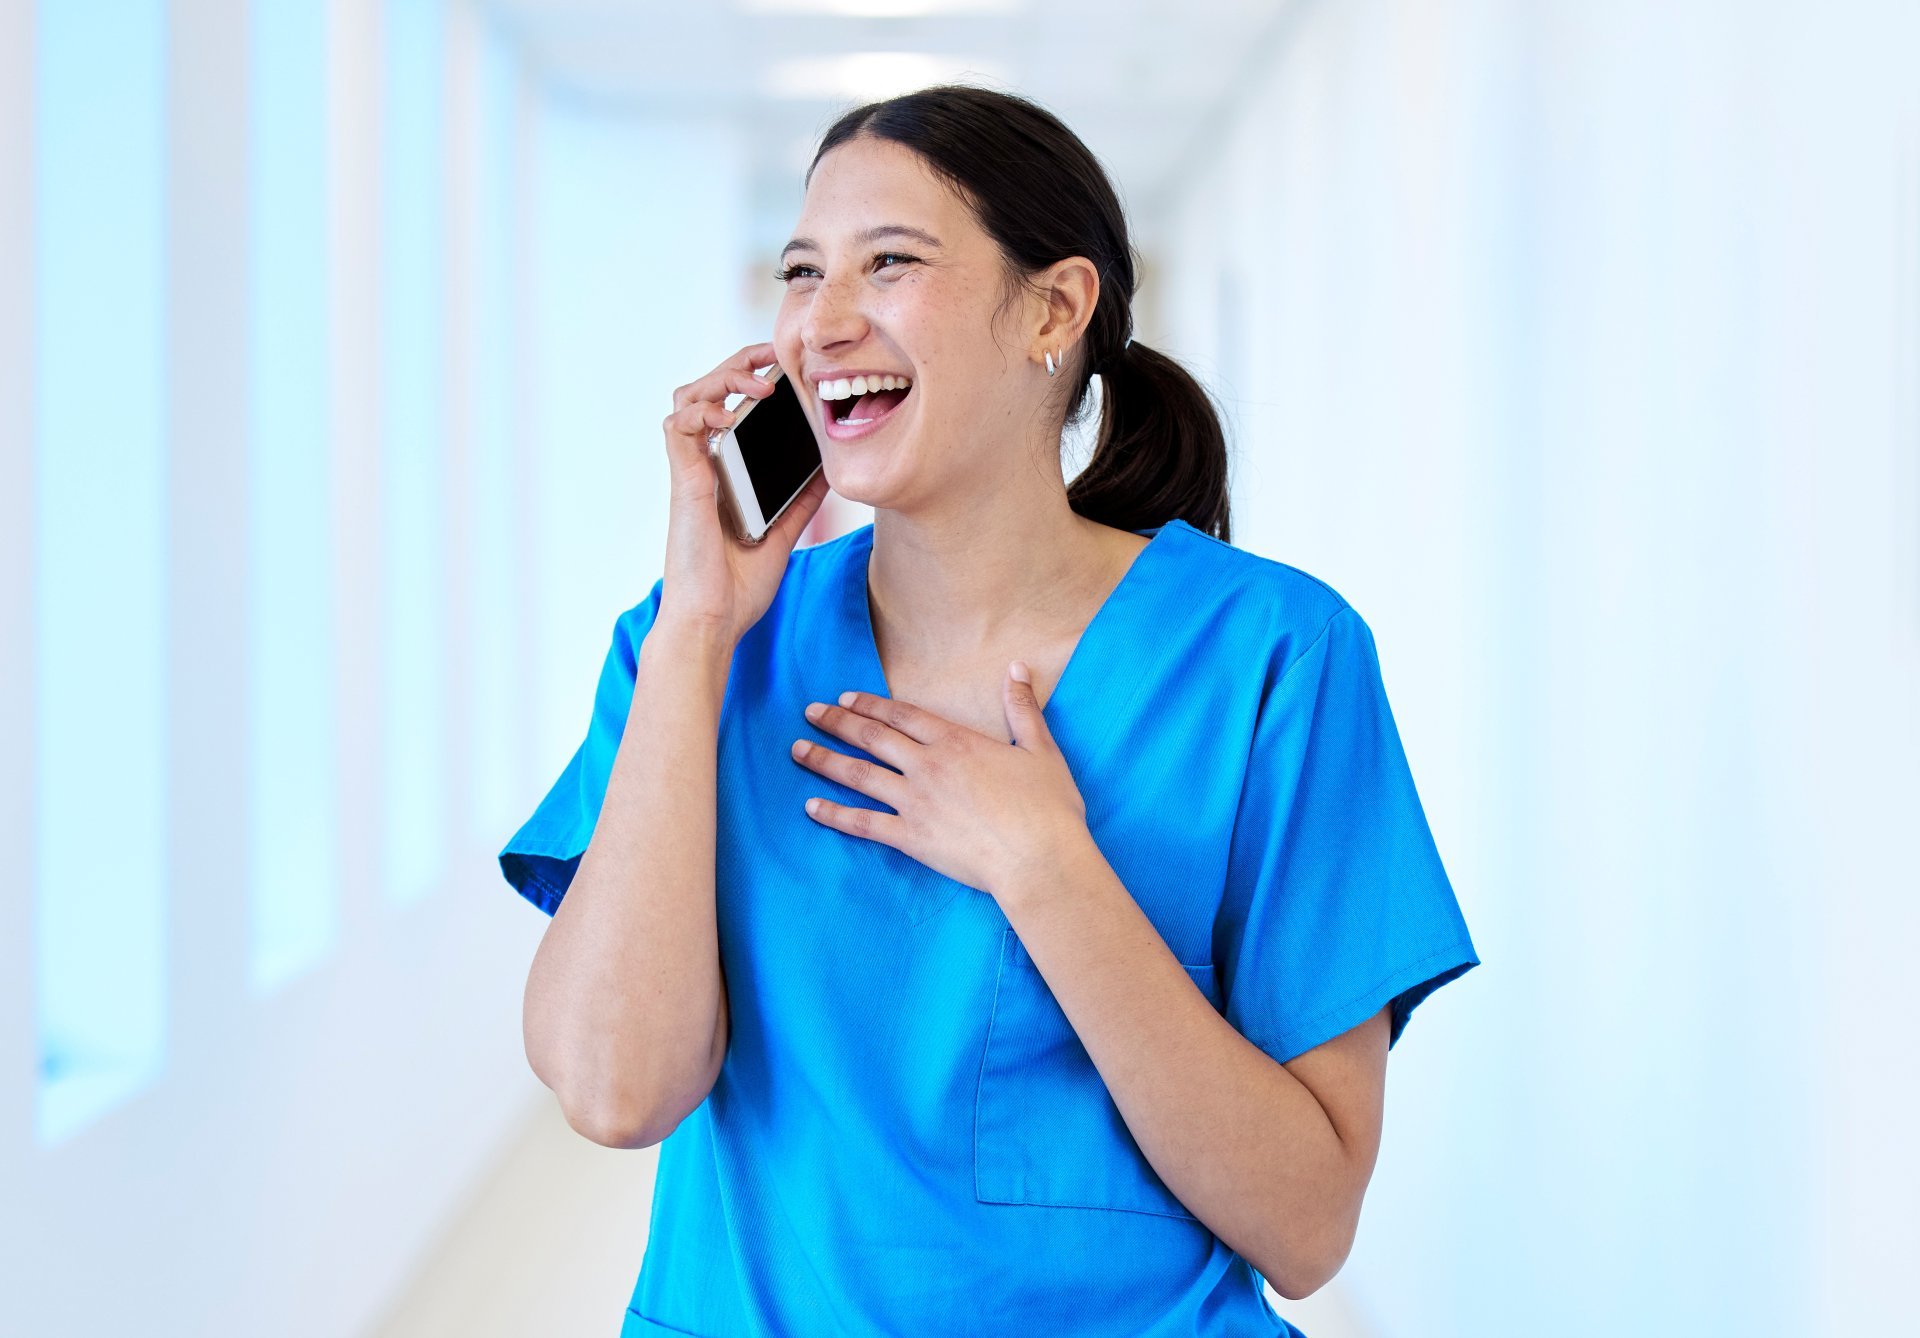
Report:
1145,1,1919,1333
0,2,753,1334
525,95,754,781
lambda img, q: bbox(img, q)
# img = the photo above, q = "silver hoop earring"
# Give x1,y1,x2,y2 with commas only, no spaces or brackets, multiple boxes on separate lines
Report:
1044,349,1058,378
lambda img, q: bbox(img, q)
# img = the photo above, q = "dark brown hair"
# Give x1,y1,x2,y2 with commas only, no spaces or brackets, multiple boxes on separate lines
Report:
807,83,1232,542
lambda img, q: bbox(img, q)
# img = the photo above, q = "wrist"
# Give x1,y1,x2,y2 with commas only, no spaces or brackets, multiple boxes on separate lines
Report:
990,820,1098,913
643,614,740,682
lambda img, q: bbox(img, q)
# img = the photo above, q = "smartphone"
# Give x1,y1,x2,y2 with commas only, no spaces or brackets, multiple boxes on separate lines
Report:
709,363,823,544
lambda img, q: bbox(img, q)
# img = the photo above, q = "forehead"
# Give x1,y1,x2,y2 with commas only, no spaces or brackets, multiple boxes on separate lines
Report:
788,137,974,249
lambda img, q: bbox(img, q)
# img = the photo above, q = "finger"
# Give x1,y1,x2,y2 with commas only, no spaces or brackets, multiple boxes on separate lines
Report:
829,689,959,747
804,697,920,768
664,397,737,446
1003,660,1056,752
660,405,728,487
802,794,906,850
669,368,790,456
662,409,729,491
671,368,774,419
790,737,907,809
672,342,779,412
725,368,780,405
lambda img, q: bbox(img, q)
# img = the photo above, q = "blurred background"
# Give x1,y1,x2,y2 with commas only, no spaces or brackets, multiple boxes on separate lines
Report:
2,0,1917,1334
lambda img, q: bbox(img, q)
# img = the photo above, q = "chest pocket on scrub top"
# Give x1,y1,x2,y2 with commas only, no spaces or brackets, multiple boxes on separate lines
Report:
974,927,1222,1221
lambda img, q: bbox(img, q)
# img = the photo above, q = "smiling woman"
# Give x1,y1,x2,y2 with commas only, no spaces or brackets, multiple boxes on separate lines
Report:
765,101,1232,541
498,82,1479,1338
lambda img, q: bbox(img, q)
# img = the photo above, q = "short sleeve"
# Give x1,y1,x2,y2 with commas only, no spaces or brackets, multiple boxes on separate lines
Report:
1216,603,1480,1064
497,578,665,916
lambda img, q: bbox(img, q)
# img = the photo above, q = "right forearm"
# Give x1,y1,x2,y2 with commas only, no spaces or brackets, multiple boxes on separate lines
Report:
523,614,736,1144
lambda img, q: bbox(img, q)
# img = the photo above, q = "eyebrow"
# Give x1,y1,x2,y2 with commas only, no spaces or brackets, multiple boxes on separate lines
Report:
780,225,944,262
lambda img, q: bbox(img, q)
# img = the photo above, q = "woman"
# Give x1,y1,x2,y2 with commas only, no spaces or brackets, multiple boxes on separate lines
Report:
500,84,1479,1337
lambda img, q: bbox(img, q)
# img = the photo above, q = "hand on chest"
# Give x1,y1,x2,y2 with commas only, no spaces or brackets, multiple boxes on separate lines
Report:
881,655,1066,743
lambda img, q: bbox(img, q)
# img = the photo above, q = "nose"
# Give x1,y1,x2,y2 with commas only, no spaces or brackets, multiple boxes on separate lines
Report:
798,266,872,357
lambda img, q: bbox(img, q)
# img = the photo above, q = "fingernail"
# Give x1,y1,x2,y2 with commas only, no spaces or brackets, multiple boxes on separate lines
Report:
1009,660,1030,683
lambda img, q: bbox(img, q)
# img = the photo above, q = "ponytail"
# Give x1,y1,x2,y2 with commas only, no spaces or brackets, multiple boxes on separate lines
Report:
1069,338,1232,543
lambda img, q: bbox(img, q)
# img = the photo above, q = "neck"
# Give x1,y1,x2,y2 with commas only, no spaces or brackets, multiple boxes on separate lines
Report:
865,497,1130,666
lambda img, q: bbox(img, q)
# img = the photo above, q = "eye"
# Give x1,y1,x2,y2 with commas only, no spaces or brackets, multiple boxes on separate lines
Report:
773,252,919,284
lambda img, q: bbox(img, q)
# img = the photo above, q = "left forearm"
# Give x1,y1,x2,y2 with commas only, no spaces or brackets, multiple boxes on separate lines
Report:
993,830,1358,1296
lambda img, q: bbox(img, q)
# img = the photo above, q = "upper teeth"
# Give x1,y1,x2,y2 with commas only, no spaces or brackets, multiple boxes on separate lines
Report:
817,374,912,400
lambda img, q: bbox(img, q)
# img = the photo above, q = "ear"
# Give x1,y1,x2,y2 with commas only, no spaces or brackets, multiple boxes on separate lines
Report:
1030,256,1100,371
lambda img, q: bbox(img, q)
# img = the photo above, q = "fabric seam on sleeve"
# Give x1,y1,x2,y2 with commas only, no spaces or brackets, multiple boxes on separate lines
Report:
501,822,586,858
1242,936,1477,1058
1177,524,1357,609
1268,603,1352,697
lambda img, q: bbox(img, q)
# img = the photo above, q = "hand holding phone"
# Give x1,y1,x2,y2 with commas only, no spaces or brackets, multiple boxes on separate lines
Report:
657,341,830,642
708,360,823,546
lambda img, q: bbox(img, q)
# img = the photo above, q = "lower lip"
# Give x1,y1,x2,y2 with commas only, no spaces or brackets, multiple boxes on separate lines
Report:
822,387,912,441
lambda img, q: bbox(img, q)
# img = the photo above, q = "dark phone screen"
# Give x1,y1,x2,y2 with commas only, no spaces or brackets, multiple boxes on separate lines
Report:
732,371,822,525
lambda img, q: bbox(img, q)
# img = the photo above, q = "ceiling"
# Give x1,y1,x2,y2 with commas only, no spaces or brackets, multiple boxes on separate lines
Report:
485,0,1302,264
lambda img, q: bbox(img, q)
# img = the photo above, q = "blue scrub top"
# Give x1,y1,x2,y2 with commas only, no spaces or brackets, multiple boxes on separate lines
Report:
499,516,1480,1337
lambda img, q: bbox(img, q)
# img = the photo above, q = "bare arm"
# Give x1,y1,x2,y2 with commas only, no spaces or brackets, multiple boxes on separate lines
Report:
521,613,738,1149
516,336,827,1149
998,830,1387,1299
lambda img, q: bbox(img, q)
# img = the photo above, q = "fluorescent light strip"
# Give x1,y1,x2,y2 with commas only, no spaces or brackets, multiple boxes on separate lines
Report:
764,53,1013,100
738,0,1025,16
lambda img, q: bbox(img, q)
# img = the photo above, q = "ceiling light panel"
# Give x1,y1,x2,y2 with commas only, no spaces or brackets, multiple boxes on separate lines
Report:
736,0,1026,15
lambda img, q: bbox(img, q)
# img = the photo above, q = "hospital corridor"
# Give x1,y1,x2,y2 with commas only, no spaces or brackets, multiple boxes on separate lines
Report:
2,2,1915,1335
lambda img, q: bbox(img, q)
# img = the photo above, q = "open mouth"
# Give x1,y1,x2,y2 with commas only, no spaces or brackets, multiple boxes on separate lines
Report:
828,383,912,427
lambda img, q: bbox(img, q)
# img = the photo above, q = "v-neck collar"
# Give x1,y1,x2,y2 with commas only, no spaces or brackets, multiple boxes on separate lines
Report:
839,517,1195,747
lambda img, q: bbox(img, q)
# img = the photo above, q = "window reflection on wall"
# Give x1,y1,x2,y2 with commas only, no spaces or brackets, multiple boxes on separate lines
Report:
381,0,451,908
33,0,169,1146
246,0,338,994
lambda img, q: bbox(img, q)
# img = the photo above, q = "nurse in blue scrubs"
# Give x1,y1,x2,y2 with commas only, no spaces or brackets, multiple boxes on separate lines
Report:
501,85,1479,1338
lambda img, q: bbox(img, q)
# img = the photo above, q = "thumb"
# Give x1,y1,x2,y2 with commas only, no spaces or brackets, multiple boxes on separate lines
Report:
1003,660,1055,751
771,470,830,548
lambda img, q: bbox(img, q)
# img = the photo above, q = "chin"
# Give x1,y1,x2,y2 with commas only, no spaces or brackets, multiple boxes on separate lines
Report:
817,451,902,511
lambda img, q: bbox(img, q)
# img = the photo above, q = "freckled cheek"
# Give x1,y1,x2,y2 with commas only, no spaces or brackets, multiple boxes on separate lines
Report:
771,312,802,351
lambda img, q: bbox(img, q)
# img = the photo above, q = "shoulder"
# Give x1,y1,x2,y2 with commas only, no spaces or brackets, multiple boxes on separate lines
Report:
780,523,866,612
617,524,870,652
1162,519,1360,675
724,522,876,659
793,522,869,575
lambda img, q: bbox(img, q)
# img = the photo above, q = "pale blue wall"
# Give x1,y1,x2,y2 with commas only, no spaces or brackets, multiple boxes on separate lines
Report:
31,0,170,1149
0,1,754,1333
247,0,338,994
525,97,753,784
1154,1,1919,1333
